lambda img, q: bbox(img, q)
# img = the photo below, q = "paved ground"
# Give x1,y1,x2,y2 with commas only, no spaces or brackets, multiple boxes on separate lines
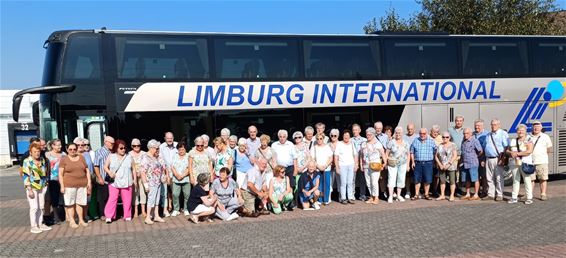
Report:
1,166,565,257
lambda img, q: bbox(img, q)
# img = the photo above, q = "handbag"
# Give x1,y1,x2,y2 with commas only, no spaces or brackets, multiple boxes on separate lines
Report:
369,162,383,171
489,133,509,170
518,137,538,175
387,158,399,167
105,154,128,184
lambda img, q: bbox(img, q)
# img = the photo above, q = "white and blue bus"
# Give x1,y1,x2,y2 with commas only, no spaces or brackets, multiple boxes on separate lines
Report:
12,29,566,174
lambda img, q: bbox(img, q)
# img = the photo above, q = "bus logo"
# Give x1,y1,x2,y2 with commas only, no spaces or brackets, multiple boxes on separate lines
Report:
510,80,565,133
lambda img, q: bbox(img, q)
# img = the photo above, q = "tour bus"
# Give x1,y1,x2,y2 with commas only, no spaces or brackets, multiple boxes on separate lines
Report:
12,29,566,174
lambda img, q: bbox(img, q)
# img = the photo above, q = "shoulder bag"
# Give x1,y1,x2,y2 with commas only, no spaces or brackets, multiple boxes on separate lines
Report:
489,133,508,169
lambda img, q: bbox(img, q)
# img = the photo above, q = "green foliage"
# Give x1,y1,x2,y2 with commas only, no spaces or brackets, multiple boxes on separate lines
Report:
364,0,565,35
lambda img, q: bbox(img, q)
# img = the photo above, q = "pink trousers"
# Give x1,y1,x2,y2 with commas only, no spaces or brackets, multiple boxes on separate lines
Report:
104,184,133,220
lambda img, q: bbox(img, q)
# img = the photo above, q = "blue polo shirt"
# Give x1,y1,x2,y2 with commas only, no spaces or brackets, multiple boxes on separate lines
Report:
461,137,483,169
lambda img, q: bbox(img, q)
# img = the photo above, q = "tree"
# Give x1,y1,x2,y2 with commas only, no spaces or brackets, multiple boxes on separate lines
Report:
364,0,565,35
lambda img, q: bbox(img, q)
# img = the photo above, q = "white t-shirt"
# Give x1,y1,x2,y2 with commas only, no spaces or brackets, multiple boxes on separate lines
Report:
271,141,296,167
310,144,333,171
530,133,552,165
334,141,356,166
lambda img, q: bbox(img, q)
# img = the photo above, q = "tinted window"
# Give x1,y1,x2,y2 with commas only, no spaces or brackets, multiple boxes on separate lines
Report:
62,35,101,81
384,38,458,78
532,39,566,76
462,39,529,77
214,38,299,79
304,39,380,79
115,36,209,80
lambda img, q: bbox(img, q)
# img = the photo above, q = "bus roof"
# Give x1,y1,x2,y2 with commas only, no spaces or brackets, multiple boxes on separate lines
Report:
46,29,566,43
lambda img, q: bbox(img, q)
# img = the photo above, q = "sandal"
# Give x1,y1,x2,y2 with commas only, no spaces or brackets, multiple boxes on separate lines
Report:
449,197,455,202
410,196,420,201
435,196,445,201
424,195,432,200
189,215,199,224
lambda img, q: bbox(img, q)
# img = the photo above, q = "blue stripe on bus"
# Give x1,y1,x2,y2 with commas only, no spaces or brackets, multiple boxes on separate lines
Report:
531,103,544,120
520,88,545,125
510,88,539,133
535,103,549,120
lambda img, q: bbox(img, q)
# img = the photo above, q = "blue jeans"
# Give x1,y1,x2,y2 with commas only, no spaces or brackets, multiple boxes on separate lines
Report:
339,164,355,200
318,170,332,203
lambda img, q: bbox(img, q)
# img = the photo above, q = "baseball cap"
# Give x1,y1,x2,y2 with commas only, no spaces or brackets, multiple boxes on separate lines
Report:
531,120,542,125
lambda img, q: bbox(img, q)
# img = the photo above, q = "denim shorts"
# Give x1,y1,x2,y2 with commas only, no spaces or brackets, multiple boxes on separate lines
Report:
460,167,479,183
414,161,433,184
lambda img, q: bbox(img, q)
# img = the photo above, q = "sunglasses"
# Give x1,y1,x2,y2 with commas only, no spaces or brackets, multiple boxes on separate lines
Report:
330,135,338,137
316,138,324,140
132,145,140,147
442,136,450,138
119,147,126,150
294,137,302,139
77,144,85,146
196,145,204,147
68,148,77,151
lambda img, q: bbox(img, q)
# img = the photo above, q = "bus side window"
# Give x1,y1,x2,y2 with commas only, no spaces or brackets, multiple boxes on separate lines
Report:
135,58,145,79
174,59,190,79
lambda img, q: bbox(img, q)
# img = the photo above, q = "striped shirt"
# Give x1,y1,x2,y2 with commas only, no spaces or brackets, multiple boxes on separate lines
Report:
94,146,111,179
410,137,437,162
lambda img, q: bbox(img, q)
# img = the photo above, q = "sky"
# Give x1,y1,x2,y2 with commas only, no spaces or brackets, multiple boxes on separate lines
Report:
0,0,421,90
1,0,564,90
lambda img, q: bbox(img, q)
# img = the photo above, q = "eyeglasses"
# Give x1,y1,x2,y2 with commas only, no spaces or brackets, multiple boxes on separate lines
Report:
119,147,126,150
316,138,324,140
294,137,302,139
68,148,77,151
330,135,338,137
132,145,140,147
442,136,450,139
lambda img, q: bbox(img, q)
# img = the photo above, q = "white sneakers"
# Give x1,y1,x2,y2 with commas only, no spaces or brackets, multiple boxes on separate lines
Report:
313,203,321,210
31,224,51,233
30,227,42,234
397,196,405,202
226,213,240,221
184,210,190,216
404,193,411,199
164,211,171,217
171,210,180,217
388,197,393,204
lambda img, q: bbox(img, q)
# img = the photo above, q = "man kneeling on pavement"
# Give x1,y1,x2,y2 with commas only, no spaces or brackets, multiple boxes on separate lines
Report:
241,158,270,217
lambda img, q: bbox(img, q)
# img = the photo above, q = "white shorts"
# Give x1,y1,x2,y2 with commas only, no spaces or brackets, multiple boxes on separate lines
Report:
64,187,87,206
190,204,214,215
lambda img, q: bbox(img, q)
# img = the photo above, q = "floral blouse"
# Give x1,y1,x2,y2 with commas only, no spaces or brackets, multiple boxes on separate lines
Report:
22,157,48,190
386,139,410,165
129,150,146,177
140,153,166,187
437,142,457,171
214,151,232,176
360,141,384,169
188,149,211,178
45,151,65,181
171,153,189,184
294,143,310,173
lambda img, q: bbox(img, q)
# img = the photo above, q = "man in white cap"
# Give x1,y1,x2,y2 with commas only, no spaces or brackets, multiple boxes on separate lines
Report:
530,120,553,201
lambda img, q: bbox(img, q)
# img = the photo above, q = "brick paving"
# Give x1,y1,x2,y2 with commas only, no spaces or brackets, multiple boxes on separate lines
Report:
1,166,565,257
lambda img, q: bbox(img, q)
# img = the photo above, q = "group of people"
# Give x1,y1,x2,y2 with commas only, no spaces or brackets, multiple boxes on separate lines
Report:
20,118,553,233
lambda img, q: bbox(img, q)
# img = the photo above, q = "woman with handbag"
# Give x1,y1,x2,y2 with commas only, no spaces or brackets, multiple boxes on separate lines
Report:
103,139,136,223
140,139,167,225
385,127,411,203
506,124,534,205
129,138,146,218
361,128,386,204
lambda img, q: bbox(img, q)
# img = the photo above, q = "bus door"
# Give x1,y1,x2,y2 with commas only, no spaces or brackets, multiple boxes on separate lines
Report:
61,110,106,150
